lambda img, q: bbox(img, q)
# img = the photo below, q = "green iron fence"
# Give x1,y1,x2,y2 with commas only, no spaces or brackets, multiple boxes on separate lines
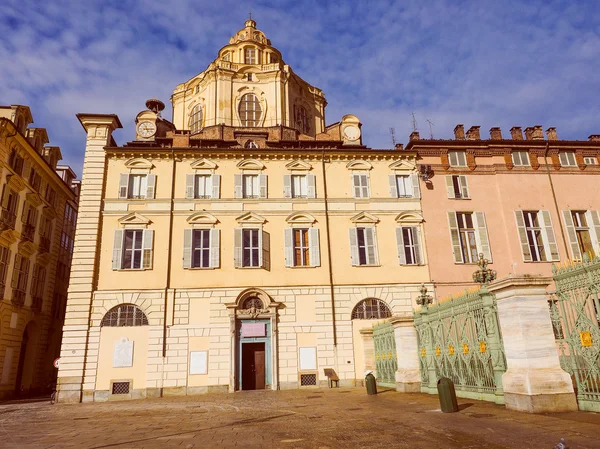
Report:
414,287,506,404
373,321,398,388
549,256,600,412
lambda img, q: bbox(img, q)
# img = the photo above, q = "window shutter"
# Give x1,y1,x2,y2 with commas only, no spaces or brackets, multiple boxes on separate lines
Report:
396,227,406,265
186,174,195,199
368,227,379,265
539,210,560,261
445,176,455,199
21,202,27,223
411,173,421,199
562,210,582,260
349,228,359,266
210,228,220,268
233,228,242,268
22,258,30,291
283,174,292,198
284,228,294,267
142,229,154,269
306,174,316,199
388,175,398,198
261,230,270,270
459,176,469,199
211,174,221,199
447,212,464,263
352,175,361,198
234,174,243,199
473,212,492,262
146,174,156,199
119,174,129,199
183,229,192,269
30,264,38,296
112,230,124,270
309,228,320,267
1,185,8,209
585,210,600,257
11,254,21,289
22,160,30,181
412,226,423,265
514,211,532,262
259,174,268,199
31,208,38,228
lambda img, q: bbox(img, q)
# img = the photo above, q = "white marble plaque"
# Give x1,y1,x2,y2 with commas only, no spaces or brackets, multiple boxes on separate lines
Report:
299,347,317,371
113,338,134,368
189,351,208,375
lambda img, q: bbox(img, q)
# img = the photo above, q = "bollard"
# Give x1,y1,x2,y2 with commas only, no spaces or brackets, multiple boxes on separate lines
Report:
437,377,459,412
365,372,377,395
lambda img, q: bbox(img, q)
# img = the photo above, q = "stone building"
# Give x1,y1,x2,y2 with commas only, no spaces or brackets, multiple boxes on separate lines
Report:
410,125,600,298
0,105,79,399
57,19,432,402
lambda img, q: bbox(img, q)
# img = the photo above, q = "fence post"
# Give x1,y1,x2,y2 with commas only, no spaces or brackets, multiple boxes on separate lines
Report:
480,287,505,400
390,316,421,393
417,307,438,393
488,275,577,413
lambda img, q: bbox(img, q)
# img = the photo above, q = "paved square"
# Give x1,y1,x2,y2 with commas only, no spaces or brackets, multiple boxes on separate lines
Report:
1,389,599,448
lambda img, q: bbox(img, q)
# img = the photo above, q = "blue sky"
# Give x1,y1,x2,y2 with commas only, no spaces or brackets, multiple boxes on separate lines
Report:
1,0,599,176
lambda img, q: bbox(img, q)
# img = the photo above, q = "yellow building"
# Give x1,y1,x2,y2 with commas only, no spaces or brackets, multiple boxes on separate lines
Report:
57,19,431,402
0,105,79,399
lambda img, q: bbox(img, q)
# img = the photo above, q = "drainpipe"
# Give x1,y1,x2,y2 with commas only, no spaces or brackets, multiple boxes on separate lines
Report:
321,150,337,349
544,141,569,254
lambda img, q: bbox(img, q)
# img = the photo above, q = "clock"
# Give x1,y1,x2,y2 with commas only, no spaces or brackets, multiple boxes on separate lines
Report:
343,125,360,141
137,121,157,138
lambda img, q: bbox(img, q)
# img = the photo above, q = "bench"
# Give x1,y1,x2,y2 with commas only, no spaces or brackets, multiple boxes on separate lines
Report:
324,368,339,388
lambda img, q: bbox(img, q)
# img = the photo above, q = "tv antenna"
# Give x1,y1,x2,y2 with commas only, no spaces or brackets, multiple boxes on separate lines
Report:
411,112,418,132
389,128,397,146
426,119,435,139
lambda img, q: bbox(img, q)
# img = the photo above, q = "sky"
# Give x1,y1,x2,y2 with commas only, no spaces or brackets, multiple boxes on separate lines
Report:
1,0,599,176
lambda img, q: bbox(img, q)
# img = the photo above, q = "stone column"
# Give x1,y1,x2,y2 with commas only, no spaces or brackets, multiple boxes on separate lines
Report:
488,276,577,413
391,316,421,393
56,114,121,403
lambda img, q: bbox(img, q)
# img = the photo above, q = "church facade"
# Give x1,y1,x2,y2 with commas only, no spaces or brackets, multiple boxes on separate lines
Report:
57,19,431,402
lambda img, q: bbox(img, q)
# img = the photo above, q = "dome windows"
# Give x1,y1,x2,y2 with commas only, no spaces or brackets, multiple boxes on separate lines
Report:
244,48,256,64
295,105,310,134
189,104,203,134
239,93,261,127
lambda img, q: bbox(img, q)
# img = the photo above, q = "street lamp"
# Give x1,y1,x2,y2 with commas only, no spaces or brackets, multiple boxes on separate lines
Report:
472,253,497,285
416,284,433,309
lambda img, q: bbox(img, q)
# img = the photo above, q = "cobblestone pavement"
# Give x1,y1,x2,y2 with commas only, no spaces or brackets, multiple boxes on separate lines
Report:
1,388,599,449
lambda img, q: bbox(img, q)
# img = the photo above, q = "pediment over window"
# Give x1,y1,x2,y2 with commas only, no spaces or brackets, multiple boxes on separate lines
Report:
285,160,312,171
187,212,219,225
235,212,267,225
26,193,42,208
389,159,416,171
118,212,152,227
395,211,424,224
350,211,379,224
124,158,154,170
346,160,372,170
0,230,19,247
285,212,316,225
6,175,27,192
190,158,218,170
18,240,36,257
237,159,265,170
42,205,57,220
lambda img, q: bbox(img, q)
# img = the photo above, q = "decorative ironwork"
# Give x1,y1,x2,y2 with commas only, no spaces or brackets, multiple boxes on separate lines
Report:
472,253,497,285
39,236,51,253
351,298,392,320
11,290,25,307
101,304,149,327
416,284,433,309
373,321,397,387
549,257,600,411
0,209,16,231
31,296,42,312
111,381,130,395
22,223,35,242
414,287,506,403
300,373,317,386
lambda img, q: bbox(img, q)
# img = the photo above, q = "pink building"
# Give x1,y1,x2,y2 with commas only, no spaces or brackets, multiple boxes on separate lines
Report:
408,125,600,299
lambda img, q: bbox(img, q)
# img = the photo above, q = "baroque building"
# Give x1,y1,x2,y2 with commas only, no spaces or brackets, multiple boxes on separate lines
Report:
57,19,431,402
0,105,79,399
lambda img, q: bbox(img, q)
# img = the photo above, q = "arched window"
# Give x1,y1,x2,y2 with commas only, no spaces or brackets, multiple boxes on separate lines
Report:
245,140,258,149
295,105,310,134
222,52,231,62
244,48,256,64
189,104,203,134
101,304,149,327
351,298,392,320
242,297,263,309
239,94,261,127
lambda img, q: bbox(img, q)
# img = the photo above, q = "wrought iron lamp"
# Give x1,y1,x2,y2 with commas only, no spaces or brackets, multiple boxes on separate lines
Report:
416,284,433,309
472,253,497,285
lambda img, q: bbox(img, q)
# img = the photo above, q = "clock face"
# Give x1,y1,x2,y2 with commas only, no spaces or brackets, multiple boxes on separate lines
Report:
343,125,360,141
137,121,156,138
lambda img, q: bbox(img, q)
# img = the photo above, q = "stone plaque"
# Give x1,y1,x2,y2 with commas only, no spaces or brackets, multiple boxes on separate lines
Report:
113,337,134,368
299,347,317,370
241,322,266,338
9,312,17,329
189,351,208,375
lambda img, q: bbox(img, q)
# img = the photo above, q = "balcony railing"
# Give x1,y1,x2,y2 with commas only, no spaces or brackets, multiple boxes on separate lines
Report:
11,290,25,307
39,236,51,253
0,283,5,299
0,209,17,231
22,223,35,242
31,296,42,312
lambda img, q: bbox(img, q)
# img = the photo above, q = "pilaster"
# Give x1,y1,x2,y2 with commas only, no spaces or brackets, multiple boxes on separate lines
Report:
390,315,421,393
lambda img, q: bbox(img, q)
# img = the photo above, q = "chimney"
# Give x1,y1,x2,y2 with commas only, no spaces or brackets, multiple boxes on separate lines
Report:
454,124,465,140
532,125,544,140
589,135,600,142
466,126,481,140
510,126,523,140
410,131,420,140
489,127,503,140
546,127,558,140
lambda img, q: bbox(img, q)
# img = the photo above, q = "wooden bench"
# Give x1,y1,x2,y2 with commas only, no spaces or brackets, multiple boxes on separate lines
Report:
324,368,339,388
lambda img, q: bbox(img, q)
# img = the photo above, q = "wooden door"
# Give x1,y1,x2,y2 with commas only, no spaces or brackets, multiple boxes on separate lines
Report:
254,349,265,390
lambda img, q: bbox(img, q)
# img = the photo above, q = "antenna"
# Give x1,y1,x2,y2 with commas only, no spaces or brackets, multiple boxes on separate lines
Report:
411,112,418,132
426,119,435,139
389,128,397,146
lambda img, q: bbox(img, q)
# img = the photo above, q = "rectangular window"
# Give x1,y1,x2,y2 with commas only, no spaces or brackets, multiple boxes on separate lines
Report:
572,211,595,258
456,212,479,263
29,169,40,191
559,152,577,167
245,48,256,64
242,174,260,198
291,175,307,198
128,174,148,199
192,229,211,268
395,175,412,198
45,186,56,206
512,151,530,166
357,227,377,265
242,229,260,267
446,175,469,199
0,246,10,295
352,174,369,198
448,151,467,167
195,175,211,199
222,53,230,62
523,211,546,262
9,150,24,175
402,227,419,265
293,229,310,267
122,230,144,269
247,73,253,81
11,254,29,295
584,156,597,165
